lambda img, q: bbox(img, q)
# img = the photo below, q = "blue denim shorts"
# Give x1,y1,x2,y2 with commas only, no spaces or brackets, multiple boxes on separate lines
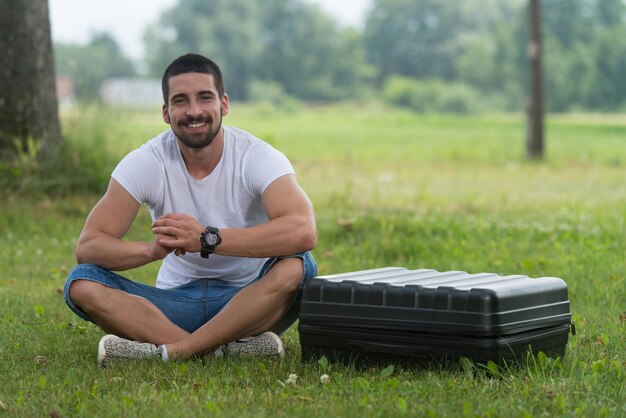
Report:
64,252,317,334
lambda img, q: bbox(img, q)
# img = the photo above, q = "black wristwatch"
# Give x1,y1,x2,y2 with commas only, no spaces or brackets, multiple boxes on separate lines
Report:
200,226,221,259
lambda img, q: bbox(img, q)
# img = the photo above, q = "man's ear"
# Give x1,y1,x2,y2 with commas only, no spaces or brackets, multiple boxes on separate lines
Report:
162,104,170,124
221,94,229,117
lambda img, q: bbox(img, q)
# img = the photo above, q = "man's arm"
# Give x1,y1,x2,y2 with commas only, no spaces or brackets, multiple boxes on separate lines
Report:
75,178,172,270
152,174,317,258
220,173,317,257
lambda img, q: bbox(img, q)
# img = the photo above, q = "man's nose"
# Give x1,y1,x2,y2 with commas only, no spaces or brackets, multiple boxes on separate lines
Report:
186,99,202,116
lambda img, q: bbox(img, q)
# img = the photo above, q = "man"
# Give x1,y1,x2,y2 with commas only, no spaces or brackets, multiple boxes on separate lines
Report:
63,53,317,366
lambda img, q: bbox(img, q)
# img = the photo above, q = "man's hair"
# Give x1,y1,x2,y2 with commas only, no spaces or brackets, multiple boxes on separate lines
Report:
161,53,225,103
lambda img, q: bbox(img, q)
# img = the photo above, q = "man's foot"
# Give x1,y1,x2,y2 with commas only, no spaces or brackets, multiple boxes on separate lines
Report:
97,334,162,367
214,331,285,358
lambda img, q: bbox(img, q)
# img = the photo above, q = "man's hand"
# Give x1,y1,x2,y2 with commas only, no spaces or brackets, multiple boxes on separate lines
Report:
151,213,204,255
149,233,177,260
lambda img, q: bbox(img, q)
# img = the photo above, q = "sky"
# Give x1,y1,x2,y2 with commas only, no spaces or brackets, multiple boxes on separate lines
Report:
49,0,371,62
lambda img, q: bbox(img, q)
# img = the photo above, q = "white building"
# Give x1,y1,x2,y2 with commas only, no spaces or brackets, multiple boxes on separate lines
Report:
100,78,162,107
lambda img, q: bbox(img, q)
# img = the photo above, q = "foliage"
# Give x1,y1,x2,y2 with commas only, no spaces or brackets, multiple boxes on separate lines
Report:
247,80,302,112
52,0,626,112
0,106,141,196
144,0,261,100
255,0,373,101
582,25,626,111
143,0,371,101
0,106,624,416
364,0,525,83
382,76,483,113
540,0,626,111
0,137,43,192
362,0,626,112
55,33,137,101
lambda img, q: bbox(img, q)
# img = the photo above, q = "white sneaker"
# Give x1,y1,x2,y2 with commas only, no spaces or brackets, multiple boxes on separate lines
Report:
214,331,285,358
97,334,162,367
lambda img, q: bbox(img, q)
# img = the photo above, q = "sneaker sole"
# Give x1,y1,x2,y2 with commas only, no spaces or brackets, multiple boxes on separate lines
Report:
256,331,285,358
97,334,116,367
266,332,285,358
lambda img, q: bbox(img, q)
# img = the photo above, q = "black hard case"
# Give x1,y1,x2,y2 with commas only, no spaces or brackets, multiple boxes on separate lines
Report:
298,267,572,365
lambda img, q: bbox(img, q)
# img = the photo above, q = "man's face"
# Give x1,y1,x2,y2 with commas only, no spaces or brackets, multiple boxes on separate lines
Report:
162,72,229,149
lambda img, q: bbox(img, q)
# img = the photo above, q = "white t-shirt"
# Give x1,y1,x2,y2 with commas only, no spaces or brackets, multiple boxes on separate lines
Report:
111,126,295,289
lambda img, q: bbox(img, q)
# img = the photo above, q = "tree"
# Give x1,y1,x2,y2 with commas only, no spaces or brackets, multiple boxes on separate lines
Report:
363,0,526,87
541,0,626,111
258,0,370,100
455,2,527,110
364,0,461,85
585,25,626,110
144,0,262,100
144,0,369,101
55,33,137,102
0,0,61,159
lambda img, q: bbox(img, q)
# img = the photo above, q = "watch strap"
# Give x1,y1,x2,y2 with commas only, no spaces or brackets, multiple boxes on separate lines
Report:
200,226,221,259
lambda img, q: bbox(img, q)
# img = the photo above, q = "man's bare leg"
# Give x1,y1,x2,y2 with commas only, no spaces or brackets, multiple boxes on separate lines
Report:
68,280,189,344
165,257,303,359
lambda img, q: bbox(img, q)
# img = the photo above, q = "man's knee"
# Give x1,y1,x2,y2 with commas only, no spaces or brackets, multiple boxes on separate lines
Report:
267,257,304,294
68,279,109,310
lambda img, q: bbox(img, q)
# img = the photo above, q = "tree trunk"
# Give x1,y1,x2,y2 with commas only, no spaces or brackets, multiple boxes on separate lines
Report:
0,0,61,160
526,0,544,159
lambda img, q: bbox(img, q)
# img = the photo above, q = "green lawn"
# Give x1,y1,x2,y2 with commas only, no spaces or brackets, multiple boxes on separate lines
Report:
0,103,624,417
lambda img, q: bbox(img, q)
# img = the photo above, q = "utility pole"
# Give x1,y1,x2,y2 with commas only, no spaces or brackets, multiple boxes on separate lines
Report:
527,0,544,159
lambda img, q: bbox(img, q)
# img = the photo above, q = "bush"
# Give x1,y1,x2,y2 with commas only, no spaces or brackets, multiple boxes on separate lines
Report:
247,80,301,112
382,76,484,113
0,106,119,197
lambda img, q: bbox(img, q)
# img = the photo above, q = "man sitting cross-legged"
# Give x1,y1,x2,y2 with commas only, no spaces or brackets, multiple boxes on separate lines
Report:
63,53,317,366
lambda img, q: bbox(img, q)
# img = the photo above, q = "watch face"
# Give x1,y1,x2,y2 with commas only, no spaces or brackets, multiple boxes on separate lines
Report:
204,233,218,246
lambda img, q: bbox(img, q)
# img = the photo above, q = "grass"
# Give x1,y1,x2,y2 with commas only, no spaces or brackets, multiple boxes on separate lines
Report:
0,103,624,417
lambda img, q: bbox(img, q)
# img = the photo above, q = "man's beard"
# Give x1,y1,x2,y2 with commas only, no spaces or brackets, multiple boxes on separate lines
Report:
174,113,223,149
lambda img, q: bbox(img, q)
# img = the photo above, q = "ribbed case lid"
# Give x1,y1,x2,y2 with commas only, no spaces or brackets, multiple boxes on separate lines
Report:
300,268,571,335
